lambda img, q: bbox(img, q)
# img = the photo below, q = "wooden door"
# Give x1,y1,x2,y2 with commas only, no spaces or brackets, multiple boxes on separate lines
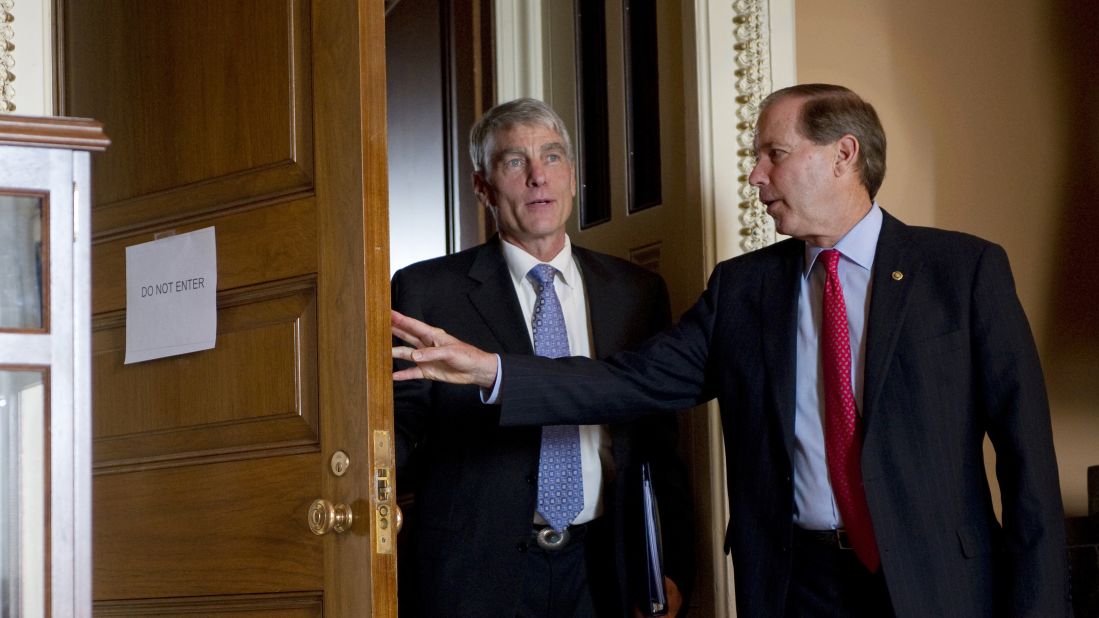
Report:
58,0,395,615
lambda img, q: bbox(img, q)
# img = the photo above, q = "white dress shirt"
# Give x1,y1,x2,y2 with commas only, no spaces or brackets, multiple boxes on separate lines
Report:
500,236,611,526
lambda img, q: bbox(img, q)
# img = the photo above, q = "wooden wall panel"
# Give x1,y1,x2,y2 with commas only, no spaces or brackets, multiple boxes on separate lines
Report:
92,281,318,469
61,0,314,236
93,455,323,599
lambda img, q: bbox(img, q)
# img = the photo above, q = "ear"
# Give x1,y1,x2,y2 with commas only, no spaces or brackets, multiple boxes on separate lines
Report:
471,171,493,207
833,134,860,178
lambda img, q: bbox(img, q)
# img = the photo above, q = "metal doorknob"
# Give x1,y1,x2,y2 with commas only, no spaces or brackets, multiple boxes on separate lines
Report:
308,498,353,535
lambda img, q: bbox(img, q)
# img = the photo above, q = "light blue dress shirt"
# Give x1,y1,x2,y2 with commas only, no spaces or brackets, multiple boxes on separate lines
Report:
792,204,883,530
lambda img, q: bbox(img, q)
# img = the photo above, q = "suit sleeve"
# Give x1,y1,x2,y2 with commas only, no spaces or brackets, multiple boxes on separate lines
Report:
498,266,721,426
972,244,1070,615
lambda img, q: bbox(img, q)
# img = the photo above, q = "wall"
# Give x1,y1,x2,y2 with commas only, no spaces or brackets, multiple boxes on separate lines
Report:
796,0,1099,516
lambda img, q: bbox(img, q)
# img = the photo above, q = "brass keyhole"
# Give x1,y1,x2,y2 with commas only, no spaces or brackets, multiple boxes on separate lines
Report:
330,450,350,477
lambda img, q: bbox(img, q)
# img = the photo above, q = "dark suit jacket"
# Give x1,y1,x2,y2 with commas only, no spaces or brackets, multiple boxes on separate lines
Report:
392,237,694,618
499,211,1070,617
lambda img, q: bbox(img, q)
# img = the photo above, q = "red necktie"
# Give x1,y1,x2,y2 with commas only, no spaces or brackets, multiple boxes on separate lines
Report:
820,249,881,572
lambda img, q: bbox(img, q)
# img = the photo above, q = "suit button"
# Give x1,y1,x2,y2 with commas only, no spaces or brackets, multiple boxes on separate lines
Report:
517,541,528,553
525,474,535,485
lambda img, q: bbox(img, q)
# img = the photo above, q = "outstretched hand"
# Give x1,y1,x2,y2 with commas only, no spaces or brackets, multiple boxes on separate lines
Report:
391,310,499,388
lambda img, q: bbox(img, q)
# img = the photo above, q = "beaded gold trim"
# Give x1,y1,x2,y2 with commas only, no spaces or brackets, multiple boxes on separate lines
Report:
732,0,775,251
0,0,14,112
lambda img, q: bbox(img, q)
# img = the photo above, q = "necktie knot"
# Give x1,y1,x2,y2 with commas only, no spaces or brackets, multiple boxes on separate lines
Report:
528,264,569,359
528,263,558,290
820,248,841,276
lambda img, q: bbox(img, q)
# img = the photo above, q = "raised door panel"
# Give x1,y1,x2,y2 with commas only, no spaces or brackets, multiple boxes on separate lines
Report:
91,280,318,469
90,199,317,314
61,0,314,236
92,454,322,597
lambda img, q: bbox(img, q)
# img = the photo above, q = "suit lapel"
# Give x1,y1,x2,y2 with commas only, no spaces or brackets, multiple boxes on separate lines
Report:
762,240,804,456
573,247,617,358
863,211,919,423
467,239,535,355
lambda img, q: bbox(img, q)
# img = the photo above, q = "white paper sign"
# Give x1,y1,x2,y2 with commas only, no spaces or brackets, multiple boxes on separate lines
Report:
125,227,217,364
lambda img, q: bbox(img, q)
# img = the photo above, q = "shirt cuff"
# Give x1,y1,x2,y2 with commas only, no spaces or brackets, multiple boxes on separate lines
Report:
480,354,503,404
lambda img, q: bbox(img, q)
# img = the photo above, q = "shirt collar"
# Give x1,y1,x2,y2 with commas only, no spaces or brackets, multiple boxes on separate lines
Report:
803,203,883,278
501,235,579,290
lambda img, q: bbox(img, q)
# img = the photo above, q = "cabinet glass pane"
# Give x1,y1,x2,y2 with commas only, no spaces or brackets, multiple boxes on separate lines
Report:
0,195,45,330
1,370,46,617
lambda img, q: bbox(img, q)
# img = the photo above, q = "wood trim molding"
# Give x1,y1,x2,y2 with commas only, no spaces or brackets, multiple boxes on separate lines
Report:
697,0,795,265
94,592,323,615
493,0,543,101
95,589,320,611
0,114,109,151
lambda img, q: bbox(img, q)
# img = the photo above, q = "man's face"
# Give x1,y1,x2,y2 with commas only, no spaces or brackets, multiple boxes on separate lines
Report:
748,96,847,245
474,123,576,256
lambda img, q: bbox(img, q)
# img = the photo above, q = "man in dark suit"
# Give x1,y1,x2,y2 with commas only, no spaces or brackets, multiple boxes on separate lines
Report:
392,98,693,618
393,84,1071,617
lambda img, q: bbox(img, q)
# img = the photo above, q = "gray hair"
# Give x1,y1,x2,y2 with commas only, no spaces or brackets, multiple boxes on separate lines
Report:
760,84,887,199
469,98,574,174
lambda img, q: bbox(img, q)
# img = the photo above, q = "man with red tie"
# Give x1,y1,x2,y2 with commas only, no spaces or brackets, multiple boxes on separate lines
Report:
393,84,1070,617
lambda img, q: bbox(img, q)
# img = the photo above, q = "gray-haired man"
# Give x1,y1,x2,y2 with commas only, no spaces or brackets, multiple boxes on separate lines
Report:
392,98,694,618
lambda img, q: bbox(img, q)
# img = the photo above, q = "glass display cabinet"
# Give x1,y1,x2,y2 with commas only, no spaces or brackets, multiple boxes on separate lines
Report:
0,115,107,617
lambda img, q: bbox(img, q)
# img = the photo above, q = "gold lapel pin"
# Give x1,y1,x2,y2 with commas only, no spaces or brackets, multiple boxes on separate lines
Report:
892,271,904,281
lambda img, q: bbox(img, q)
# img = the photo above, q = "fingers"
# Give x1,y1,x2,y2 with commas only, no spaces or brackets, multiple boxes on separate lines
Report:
392,325,426,349
392,345,450,364
392,310,427,347
392,309,451,348
392,365,425,381
391,310,498,387
392,310,435,340
392,343,454,381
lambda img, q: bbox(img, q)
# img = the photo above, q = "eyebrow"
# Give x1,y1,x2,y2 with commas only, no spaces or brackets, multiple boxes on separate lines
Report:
495,142,567,162
754,139,792,155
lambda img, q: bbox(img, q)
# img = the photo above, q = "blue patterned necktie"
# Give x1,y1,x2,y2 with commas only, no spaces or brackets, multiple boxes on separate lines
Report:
528,263,584,532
